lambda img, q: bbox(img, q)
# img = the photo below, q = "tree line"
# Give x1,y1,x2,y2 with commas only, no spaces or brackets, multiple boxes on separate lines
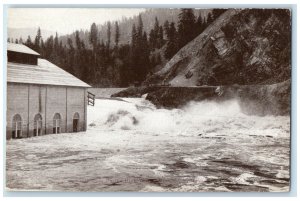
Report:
8,9,226,87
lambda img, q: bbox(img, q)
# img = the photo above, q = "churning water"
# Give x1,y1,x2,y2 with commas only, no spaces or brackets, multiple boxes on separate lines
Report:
88,98,289,139
86,98,291,192
7,97,290,192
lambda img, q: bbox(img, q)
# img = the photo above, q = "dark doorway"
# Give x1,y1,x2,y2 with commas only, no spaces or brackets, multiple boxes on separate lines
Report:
73,112,80,132
73,119,78,132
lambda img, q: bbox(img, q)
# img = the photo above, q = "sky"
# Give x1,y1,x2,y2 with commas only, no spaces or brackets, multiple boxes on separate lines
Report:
8,8,145,34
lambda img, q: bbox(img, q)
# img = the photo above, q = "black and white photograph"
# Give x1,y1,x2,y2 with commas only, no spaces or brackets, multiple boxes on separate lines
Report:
4,6,292,193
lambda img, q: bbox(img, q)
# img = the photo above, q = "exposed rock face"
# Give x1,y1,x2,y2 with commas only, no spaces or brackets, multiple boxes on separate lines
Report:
144,9,291,87
146,87,217,108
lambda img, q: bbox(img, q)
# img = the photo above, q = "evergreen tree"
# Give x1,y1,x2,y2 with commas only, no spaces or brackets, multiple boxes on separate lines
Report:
202,17,207,30
25,35,34,49
131,23,139,82
45,35,54,59
207,12,213,24
196,15,205,35
67,38,75,75
154,17,159,37
158,26,164,48
137,15,143,40
118,44,131,86
153,17,160,48
114,21,120,47
142,31,148,48
107,21,111,49
40,39,45,57
165,22,178,59
75,31,82,50
131,23,137,48
15,39,19,44
74,30,89,81
89,23,98,51
177,22,184,49
130,16,150,84
34,27,42,52
164,20,170,38
212,9,227,20
149,29,155,50
177,9,196,49
129,23,138,83
142,31,150,77
89,23,98,79
54,32,59,51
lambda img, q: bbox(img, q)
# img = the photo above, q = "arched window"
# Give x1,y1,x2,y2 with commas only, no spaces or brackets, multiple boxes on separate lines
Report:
34,114,42,136
53,113,61,134
12,114,22,139
73,112,80,132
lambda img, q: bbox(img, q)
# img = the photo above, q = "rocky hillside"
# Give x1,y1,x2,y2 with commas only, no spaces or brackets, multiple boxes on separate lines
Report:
145,9,291,86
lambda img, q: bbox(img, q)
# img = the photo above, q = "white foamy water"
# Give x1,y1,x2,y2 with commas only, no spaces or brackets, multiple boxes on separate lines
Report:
88,98,289,139
7,97,290,192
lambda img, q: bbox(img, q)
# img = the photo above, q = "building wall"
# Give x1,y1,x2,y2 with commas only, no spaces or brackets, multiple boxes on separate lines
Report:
28,85,46,137
6,83,87,140
66,87,86,132
6,83,29,139
46,86,67,134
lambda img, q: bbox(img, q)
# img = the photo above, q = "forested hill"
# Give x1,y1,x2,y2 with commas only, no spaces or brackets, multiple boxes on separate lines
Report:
7,9,223,87
58,8,211,48
8,9,209,48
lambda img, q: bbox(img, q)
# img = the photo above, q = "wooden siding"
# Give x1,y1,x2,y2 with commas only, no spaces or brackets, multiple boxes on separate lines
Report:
6,83,29,139
6,83,87,139
66,87,86,132
28,85,46,137
46,86,67,134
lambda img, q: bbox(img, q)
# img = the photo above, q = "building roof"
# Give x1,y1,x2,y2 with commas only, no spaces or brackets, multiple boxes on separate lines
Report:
7,59,91,88
7,43,40,56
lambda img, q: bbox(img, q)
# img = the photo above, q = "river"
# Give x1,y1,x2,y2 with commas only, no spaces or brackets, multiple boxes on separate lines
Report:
6,97,290,192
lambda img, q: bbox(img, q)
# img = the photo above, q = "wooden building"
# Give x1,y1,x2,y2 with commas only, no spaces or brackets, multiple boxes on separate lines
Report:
6,43,91,140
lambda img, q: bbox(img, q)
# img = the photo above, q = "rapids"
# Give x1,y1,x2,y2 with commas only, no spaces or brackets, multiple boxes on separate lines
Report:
6,97,290,192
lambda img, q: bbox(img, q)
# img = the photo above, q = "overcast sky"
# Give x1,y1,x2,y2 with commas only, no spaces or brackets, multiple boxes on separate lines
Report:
8,8,145,34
